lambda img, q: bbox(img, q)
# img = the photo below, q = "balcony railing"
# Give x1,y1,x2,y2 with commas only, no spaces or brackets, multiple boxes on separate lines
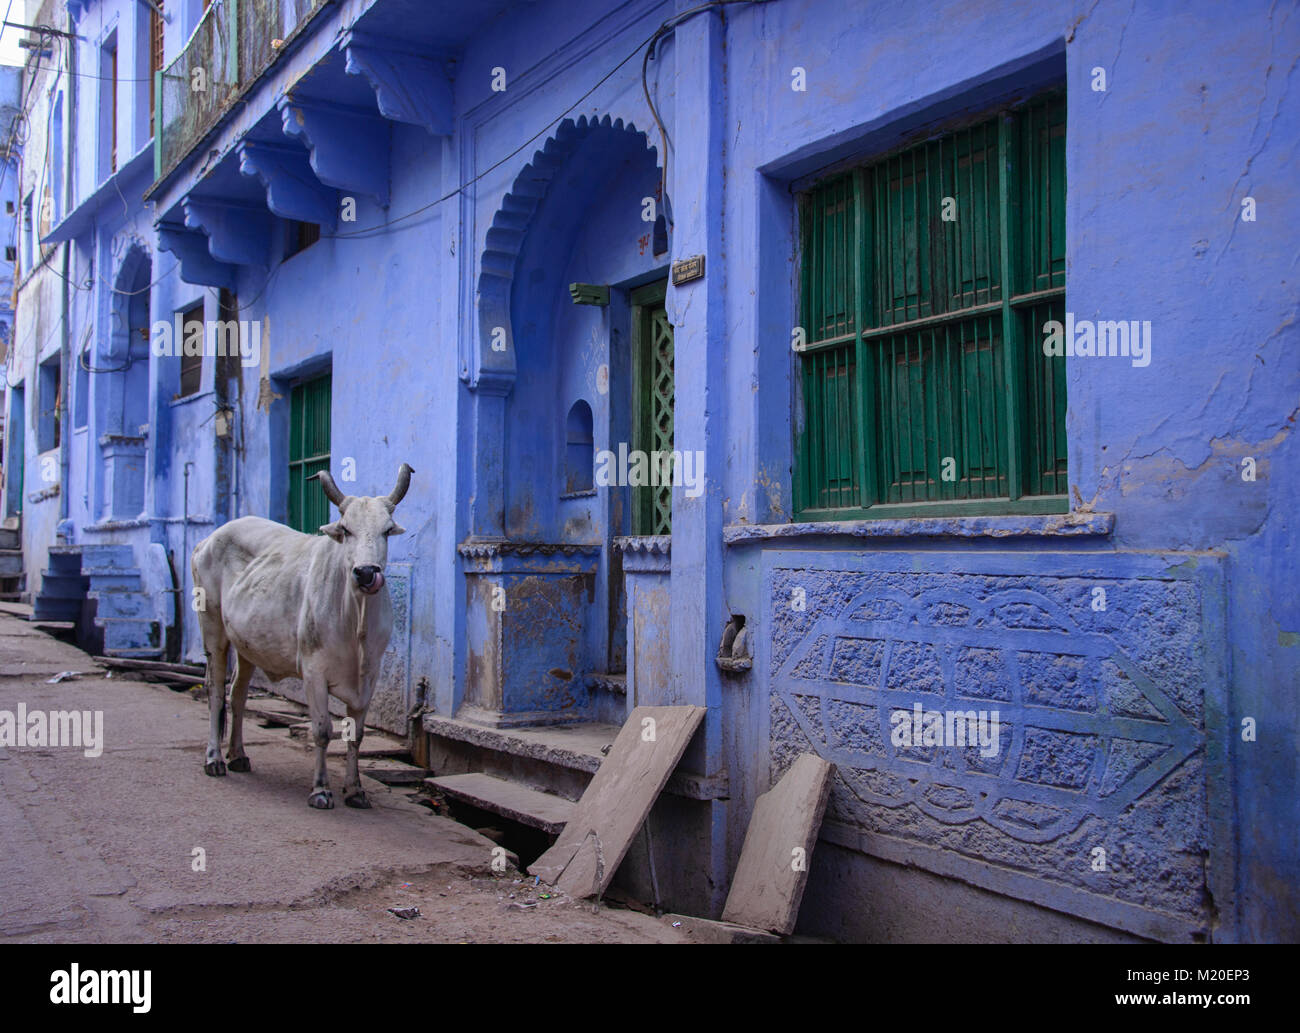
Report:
154,0,327,182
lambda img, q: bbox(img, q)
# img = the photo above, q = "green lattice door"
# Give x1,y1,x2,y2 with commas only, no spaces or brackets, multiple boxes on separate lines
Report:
288,373,332,533
632,280,674,535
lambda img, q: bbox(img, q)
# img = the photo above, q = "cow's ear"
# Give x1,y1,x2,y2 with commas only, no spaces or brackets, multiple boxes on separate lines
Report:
320,521,346,542
388,523,406,536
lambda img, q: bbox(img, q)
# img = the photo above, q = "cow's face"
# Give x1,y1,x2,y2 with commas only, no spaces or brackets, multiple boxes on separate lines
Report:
313,464,413,596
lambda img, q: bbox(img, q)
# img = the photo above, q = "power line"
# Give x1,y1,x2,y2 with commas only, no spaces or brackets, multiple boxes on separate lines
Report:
326,0,769,242
8,0,771,335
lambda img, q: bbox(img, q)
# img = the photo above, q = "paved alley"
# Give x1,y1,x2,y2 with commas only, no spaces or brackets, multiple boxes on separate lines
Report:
0,610,684,944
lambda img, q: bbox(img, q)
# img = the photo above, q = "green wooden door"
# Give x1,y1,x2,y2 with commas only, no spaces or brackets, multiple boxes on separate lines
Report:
632,280,674,535
288,373,331,533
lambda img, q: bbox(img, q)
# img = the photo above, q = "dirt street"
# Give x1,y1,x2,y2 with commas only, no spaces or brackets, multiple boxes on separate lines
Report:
0,610,685,944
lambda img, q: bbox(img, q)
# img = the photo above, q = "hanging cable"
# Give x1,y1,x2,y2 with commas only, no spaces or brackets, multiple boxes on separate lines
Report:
323,0,772,242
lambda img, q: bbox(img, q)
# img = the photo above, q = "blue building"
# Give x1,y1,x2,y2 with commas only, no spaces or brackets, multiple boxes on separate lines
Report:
0,63,20,357
1,0,1296,942
0,59,21,603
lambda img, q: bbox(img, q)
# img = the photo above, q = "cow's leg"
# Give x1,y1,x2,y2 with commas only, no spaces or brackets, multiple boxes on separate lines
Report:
343,704,370,809
305,666,334,809
225,653,254,772
203,636,229,777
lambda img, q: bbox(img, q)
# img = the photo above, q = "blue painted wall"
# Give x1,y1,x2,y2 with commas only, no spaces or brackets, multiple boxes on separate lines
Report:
0,64,20,358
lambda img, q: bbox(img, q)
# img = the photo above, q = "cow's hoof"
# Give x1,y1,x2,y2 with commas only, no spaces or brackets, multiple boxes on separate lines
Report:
227,756,251,772
344,791,371,810
308,790,334,809
204,758,227,777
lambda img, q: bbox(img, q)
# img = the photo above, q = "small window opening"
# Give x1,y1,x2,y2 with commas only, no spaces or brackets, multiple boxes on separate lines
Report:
564,400,594,495
177,301,204,398
285,220,321,259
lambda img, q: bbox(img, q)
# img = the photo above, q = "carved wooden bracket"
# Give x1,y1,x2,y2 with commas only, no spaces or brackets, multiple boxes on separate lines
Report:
238,140,337,228
157,221,236,289
278,94,391,207
182,196,272,268
341,29,454,137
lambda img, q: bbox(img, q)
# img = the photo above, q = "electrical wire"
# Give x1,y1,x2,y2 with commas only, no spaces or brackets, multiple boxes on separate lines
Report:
323,0,770,242
7,1,773,339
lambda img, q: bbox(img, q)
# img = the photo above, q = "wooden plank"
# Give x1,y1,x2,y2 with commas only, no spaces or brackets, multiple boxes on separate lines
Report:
721,753,834,935
94,656,205,676
528,705,705,897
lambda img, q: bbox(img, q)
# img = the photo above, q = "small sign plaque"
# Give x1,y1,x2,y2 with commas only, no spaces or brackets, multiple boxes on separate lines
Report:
671,255,705,286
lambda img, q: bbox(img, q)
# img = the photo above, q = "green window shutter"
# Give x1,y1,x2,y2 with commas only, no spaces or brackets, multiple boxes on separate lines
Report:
1018,94,1067,294
801,174,855,344
288,373,332,533
796,90,1066,520
1016,94,1067,496
797,172,861,516
1019,297,1068,496
632,282,675,536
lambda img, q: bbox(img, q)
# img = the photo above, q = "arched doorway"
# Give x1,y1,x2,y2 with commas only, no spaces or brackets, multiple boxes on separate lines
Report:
98,247,152,520
460,115,668,727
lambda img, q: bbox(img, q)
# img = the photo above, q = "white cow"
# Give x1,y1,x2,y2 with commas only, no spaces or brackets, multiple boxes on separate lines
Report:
190,464,412,809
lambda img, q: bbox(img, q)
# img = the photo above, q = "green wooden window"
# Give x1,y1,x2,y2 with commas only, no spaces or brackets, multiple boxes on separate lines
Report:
796,91,1066,519
632,280,675,535
288,373,332,533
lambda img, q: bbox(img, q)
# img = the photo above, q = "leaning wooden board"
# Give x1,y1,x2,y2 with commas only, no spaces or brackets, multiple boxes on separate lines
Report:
721,753,834,935
528,705,706,897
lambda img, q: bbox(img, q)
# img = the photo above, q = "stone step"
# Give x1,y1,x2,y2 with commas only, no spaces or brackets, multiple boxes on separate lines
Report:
0,528,18,550
33,595,82,621
423,713,614,801
424,713,614,774
36,570,85,595
95,616,160,652
586,672,627,696
87,589,152,619
83,566,143,582
0,551,21,577
79,544,136,570
103,646,166,660
361,759,428,786
422,713,729,803
426,772,576,835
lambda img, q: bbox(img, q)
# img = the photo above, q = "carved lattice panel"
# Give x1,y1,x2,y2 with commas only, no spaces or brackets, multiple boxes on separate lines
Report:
647,303,675,535
633,283,675,536
762,550,1232,942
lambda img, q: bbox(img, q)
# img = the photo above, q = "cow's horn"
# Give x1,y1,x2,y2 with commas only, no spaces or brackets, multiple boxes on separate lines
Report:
386,463,414,510
311,470,348,511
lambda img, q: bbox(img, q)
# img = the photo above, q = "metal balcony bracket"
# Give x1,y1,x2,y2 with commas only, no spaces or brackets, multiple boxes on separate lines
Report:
278,95,391,208
341,29,454,137
238,140,338,229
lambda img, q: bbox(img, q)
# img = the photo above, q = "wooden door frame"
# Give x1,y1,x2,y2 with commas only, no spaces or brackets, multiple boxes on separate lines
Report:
629,278,670,536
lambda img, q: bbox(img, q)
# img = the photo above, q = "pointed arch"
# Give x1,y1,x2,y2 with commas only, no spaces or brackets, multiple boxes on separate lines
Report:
467,114,660,393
